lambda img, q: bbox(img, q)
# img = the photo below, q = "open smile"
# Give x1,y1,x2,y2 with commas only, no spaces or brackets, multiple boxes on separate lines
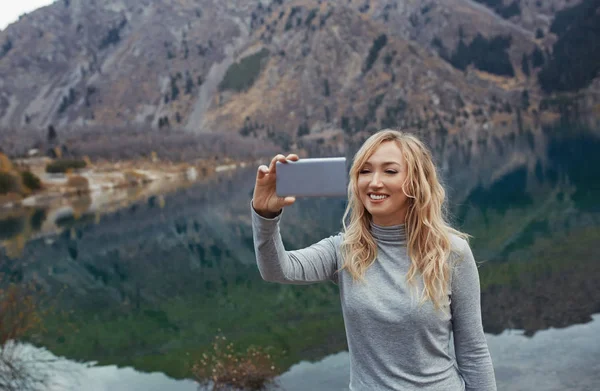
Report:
368,193,389,201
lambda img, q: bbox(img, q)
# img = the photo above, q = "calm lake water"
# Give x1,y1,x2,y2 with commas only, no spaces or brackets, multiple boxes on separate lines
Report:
1,123,599,390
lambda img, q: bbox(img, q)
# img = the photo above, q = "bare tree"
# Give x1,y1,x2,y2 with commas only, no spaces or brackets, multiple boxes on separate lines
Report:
0,281,67,391
0,341,59,391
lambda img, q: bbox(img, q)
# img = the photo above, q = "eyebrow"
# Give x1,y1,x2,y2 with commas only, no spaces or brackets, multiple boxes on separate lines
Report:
363,161,401,166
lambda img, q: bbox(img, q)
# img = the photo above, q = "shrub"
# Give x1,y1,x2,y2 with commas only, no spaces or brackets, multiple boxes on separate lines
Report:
29,209,47,231
0,153,14,171
0,282,49,391
99,18,127,50
66,175,89,192
123,170,150,185
45,159,87,173
305,8,318,26
57,88,76,114
364,34,388,73
297,123,310,137
531,47,545,68
0,38,12,59
192,335,280,391
521,53,530,77
0,172,20,194
20,171,42,191
0,283,42,346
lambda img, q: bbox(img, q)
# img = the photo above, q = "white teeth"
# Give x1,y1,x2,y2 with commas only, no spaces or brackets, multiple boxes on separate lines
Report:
369,194,388,200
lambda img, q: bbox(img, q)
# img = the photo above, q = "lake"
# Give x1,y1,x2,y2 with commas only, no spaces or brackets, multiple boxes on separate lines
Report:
1,123,599,390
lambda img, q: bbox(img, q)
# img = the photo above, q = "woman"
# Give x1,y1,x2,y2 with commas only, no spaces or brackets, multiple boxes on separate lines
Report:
251,129,496,390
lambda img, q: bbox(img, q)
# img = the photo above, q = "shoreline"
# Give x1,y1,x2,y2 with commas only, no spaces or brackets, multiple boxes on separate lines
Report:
0,157,259,251
6,314,600,391
1,156,257,212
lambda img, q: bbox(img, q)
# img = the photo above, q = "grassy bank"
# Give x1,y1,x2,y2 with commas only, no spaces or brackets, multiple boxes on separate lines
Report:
30,281,345,380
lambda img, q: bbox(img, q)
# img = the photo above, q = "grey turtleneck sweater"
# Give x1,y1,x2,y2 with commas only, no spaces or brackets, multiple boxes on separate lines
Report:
251,206,496,391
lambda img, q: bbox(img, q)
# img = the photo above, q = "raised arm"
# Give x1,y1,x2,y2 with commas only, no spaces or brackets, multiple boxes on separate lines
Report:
250,153,341,284
252,205,340,284
451,239,497,391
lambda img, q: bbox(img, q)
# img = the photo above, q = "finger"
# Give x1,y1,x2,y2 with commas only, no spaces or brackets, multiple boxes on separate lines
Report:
256,165,269,180
286,154,299,162
269,154,286,174
282,196,296,207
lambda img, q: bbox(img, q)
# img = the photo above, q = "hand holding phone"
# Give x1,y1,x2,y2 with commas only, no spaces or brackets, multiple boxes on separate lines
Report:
252,154,298,218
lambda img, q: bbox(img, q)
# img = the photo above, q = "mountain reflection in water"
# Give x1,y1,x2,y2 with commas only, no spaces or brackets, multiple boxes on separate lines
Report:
0,124,599,384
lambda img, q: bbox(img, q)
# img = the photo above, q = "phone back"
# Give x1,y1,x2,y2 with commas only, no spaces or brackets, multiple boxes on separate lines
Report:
276,157,347,197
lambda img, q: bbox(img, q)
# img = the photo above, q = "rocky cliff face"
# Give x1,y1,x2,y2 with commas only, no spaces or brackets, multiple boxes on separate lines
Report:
0,0,251,128
0,0,597,150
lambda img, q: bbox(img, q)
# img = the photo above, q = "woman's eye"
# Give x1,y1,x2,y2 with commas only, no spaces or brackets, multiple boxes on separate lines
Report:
359,169,370,174
385,170,397,174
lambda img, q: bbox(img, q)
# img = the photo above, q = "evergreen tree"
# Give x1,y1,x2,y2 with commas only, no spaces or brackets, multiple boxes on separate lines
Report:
521,53,530,77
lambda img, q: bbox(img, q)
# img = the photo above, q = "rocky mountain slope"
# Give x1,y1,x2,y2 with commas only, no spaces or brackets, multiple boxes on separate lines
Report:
0,0,597,152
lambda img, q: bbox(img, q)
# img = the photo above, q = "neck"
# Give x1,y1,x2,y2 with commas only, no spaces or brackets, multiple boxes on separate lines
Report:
369,220,407,244
371,212,406,227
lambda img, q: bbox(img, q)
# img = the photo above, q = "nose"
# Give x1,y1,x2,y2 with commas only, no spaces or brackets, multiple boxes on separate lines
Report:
369,172,383,188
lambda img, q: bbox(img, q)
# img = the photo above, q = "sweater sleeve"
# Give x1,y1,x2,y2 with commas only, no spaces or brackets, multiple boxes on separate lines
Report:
451,239,497,391
251,202,341,284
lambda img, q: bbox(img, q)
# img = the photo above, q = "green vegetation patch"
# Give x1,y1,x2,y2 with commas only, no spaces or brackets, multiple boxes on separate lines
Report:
45,159,87,173
479,226,600,290
219,48,270,92
31,281,344,380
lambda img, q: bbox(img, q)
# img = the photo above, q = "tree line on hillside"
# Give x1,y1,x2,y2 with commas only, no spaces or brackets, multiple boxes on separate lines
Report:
433,0,599,94
0,125,278,163
433,31,515,77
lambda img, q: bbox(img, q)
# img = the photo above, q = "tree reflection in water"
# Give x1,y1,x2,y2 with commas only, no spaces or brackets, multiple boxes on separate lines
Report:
0,123,598,380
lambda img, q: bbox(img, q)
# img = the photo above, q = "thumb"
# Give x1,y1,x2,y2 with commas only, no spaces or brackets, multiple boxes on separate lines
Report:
281,196,296,207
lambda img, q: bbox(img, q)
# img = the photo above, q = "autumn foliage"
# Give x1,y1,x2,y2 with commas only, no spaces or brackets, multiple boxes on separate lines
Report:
0,280,50,391
192,334,281,391
0,283,42,346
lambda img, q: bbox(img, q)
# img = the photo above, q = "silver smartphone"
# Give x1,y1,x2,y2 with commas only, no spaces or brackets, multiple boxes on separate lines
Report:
276,157,347,198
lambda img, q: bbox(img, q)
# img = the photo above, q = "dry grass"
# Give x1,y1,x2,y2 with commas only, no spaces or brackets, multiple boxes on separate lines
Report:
122,170,151,185
473,69,520,90
65,175,89,192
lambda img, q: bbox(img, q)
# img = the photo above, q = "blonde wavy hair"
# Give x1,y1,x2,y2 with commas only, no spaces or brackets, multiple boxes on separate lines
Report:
340,129,467,310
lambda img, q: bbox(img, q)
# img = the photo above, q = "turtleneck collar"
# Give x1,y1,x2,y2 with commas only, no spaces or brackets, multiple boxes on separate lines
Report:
369,221,407,245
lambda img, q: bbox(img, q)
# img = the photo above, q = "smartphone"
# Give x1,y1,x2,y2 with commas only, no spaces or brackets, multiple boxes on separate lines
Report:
276,157,347,197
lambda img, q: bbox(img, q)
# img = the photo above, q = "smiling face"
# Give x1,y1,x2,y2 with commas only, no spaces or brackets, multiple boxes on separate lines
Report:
357,141,411,226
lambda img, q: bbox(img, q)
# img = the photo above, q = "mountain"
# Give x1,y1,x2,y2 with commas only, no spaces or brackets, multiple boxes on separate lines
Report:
0,0,598,152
